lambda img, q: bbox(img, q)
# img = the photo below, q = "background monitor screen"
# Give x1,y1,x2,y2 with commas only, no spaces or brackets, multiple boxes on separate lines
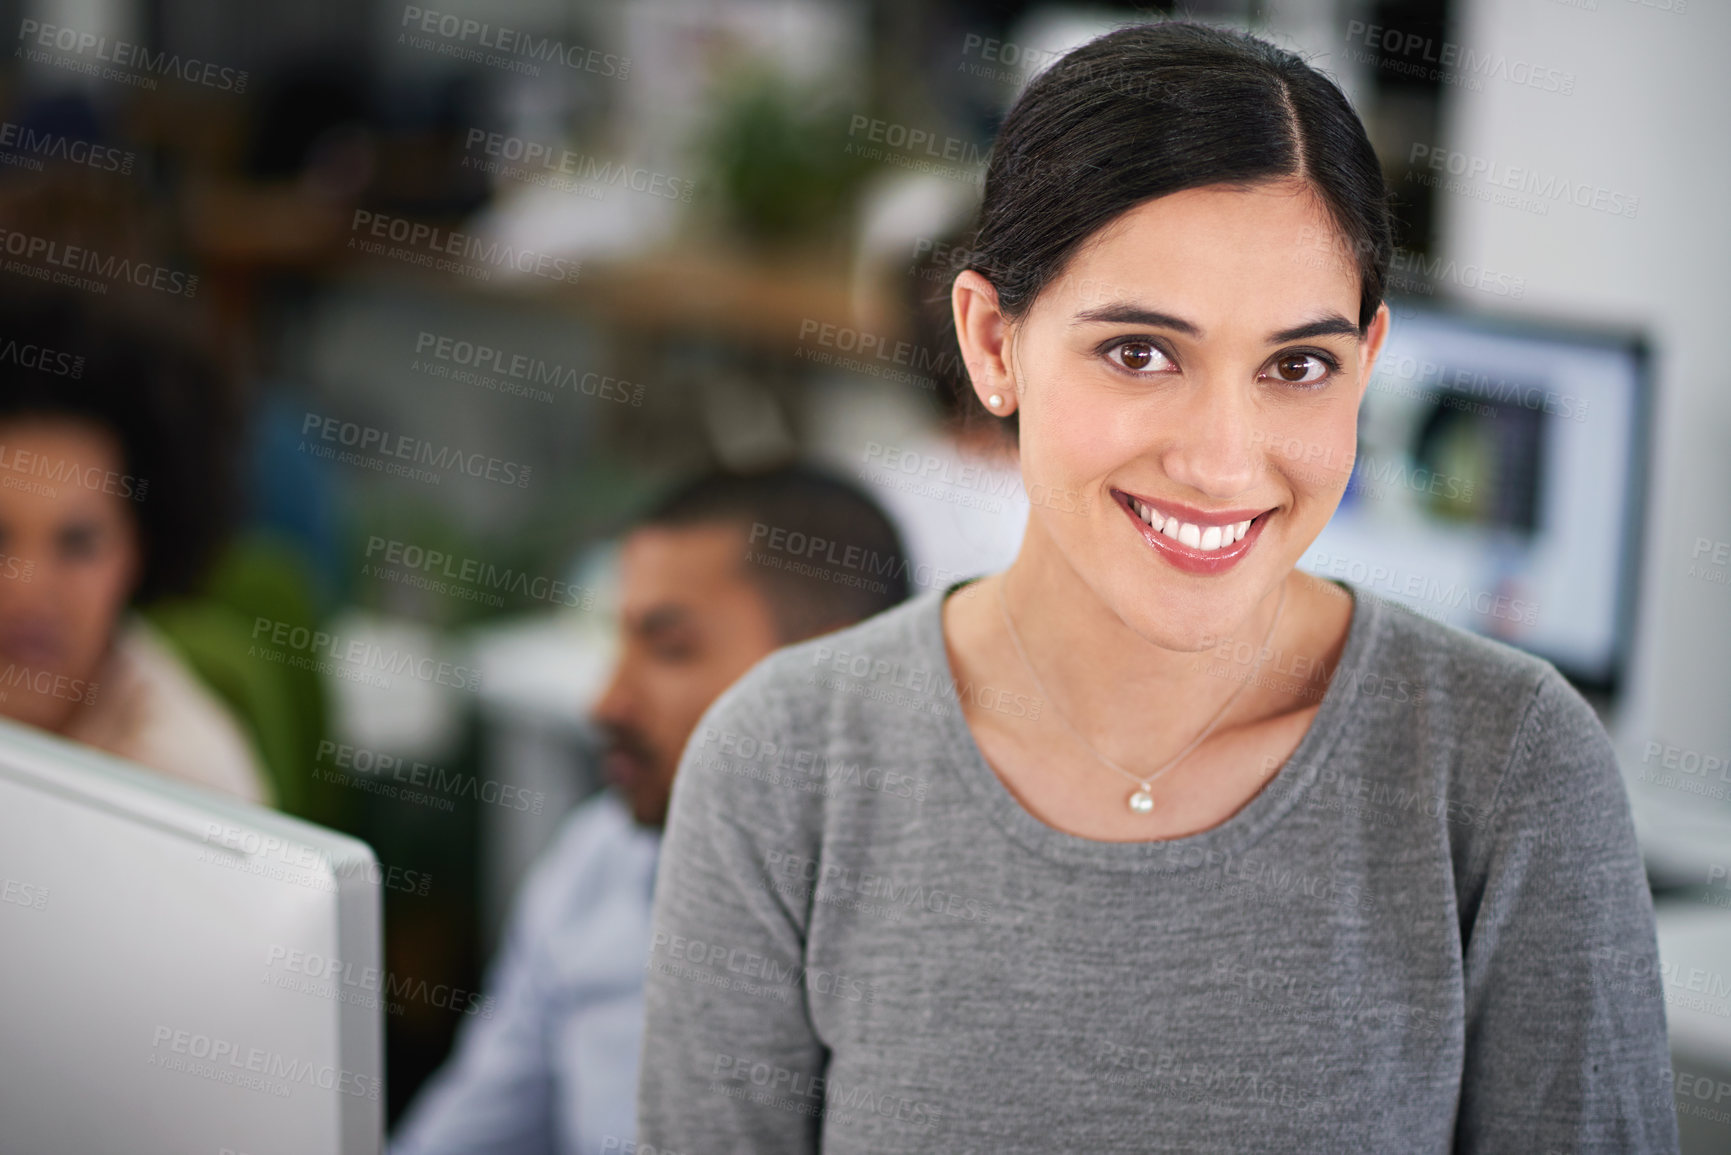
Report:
1300,296,1649,693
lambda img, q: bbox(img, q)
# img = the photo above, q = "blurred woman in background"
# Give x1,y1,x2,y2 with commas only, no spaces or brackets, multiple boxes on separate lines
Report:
0,290,271,805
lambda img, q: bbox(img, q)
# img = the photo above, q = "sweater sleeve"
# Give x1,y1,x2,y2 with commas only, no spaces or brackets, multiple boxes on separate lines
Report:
636,670,826,1154
1454,669,1679,1154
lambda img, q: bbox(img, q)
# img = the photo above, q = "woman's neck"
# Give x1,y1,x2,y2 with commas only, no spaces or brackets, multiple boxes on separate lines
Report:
943,527,1350,768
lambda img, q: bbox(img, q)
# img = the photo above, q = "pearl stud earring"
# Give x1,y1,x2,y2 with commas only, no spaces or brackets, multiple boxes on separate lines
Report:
988,394,1003,409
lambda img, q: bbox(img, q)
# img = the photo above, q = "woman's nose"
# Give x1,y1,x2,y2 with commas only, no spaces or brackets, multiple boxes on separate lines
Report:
1157,379,1260,499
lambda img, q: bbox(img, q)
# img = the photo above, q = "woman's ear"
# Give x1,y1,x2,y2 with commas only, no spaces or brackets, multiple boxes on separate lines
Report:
1355,301,1393,402
951,270,1018,415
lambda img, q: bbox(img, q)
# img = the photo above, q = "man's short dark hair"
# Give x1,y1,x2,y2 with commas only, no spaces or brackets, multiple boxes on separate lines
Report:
636,464,911,641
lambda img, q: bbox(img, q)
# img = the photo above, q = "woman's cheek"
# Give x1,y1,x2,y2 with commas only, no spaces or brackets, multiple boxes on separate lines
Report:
1261,401,1357,499
1024,375,1125,487
64,551,135,677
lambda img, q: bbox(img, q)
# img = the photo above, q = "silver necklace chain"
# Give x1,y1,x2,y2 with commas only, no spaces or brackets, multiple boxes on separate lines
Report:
995,575,1288,814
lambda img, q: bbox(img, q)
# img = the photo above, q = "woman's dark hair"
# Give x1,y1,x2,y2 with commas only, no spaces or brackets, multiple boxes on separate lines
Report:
962,20,1395,438
0,289,242,603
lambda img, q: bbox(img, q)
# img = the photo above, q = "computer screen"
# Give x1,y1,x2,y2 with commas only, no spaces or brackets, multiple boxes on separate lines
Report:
1301,296,1650,693
0,718,384,1155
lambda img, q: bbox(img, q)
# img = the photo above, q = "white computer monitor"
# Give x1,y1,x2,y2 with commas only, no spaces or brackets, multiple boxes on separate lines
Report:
1302,295,1650,693
0,716,384,1154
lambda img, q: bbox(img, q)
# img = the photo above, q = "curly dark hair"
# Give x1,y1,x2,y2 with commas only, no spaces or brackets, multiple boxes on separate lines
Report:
0,288,242,603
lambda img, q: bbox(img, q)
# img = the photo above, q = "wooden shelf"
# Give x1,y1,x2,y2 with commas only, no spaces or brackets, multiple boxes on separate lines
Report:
554,242,875,349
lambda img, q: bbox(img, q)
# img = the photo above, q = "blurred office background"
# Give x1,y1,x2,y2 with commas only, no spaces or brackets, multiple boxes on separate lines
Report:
0,0,1723,1146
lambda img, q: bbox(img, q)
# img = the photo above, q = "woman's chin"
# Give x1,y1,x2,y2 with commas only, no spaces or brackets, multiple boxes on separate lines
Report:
1096,563,1285,653
1,693,80,733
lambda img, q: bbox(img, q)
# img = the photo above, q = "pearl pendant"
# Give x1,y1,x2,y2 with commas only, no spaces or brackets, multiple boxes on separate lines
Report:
1128,789,1154,813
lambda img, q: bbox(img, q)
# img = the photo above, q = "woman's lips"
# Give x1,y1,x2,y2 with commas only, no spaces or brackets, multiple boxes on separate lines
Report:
1110,488,1273,575
0,624,67,668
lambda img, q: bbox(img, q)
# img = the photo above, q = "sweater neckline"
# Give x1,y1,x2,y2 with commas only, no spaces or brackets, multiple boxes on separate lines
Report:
916,574,1381,872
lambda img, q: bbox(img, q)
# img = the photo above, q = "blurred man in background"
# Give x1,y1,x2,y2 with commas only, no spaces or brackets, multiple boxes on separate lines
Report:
391,463,910,1155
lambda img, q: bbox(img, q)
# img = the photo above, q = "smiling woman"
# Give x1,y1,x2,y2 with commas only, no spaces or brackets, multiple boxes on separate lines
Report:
944,176,1388,838
637,21,1679,1154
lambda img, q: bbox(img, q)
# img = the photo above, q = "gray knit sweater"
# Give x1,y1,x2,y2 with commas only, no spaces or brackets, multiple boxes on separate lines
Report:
637,578,1679,1153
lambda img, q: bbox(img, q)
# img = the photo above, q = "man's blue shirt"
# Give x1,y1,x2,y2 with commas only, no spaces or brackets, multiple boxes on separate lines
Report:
391,790,660,1155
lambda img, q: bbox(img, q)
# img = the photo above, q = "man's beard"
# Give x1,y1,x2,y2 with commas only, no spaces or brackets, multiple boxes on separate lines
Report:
597,723,668,822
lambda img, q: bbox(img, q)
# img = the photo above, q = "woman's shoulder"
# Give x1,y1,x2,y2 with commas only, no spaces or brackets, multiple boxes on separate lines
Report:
104,617,276,806
705,584,952,735
676,586,952,826
1343,582,1561,718
1342,583,1617,813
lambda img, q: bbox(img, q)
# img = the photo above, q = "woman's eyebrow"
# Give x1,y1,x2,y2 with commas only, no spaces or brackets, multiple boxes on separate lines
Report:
1269,315,1360,343
1071,303,1359,343
1072,304,1202,335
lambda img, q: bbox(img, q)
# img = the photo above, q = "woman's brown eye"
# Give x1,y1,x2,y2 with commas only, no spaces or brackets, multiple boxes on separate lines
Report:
1274,353,1326,384
1118,342,1156,370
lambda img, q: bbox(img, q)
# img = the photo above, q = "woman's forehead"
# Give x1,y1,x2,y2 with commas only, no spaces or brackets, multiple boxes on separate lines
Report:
1038,190,1362,334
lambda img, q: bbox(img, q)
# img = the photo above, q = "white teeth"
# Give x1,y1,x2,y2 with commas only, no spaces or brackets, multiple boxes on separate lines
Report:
1127,496,1262,551
1130,498,1166,532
